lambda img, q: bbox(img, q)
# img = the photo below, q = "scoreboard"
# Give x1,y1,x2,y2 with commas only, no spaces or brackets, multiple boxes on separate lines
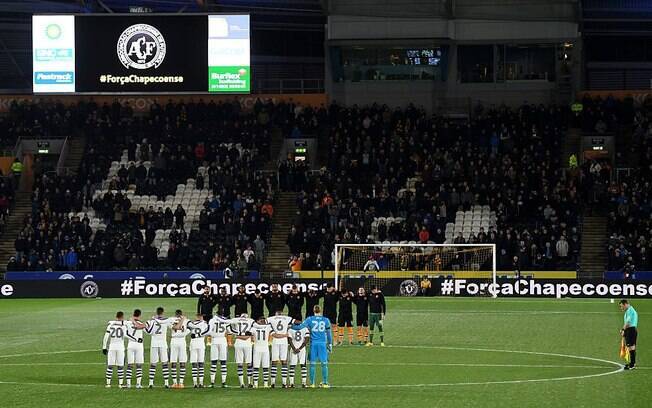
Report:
32,14,250,94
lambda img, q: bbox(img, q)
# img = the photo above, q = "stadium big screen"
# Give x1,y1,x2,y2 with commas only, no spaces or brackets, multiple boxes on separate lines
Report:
32,14,250,94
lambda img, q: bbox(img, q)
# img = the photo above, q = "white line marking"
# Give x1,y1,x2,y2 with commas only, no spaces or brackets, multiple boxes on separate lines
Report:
391,310,621,315
0,345,624,388
0,349,97,359
0,362,609,369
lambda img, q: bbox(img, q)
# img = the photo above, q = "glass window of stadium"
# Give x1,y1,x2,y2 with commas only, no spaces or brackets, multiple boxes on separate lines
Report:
457,45,494,83
337,46,443,81
496,44,556,82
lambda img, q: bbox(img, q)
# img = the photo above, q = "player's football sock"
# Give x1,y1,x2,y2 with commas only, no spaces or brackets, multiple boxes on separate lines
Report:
105,366,113,386
247,364,253,385
630,350,637,366
321,363,329,385
263,367,269,385
180,364,187,385
271,364,277,385
309,362,316,384
301,364,307,385
136,365,143,386
198,363,204,385
220,360,227,384
171,363,177,384
192,364,198,385
364,327,369,342
210,360,217,384
162,363,170,386
338,327,344,343
348,327,354,343
281,363,288,385
289,365,295,385
117,366,124,386
380,333,384,343
149,364,156,386
369,333,374,343
253,368,259,387
237,365,244,386
332,326,338,343
126,365,132,384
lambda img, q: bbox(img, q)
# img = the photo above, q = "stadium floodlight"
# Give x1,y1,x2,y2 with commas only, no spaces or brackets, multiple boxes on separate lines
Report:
334,243,497,297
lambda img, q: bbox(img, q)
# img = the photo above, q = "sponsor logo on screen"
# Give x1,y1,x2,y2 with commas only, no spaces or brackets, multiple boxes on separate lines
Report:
117,24,166,70
34,71,74,84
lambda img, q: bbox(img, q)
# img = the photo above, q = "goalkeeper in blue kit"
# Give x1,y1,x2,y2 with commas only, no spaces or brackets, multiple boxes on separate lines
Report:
292,305,333,388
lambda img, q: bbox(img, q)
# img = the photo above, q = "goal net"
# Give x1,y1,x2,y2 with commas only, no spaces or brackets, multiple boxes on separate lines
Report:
334,243,496,296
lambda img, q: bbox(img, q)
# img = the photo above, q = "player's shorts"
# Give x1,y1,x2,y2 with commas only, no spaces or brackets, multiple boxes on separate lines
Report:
624,327,638,347
369,313,383,330
234,339,253,365
271,339,289,361
190,347,206,364
253,347,270,368
356,314,369,327
150,346,168,364
309,343,328,363
169,342,188,363
107,348,125,366
127,344,144,364
324,312,337,325
338,314,353,327
210,339,228,361
289,348,307,366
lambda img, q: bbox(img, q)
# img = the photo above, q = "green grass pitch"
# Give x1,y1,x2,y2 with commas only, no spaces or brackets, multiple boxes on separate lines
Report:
0,297,651,407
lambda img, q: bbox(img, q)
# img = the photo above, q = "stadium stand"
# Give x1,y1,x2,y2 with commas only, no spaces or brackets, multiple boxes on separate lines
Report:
3,98,301,274
280,103,582,272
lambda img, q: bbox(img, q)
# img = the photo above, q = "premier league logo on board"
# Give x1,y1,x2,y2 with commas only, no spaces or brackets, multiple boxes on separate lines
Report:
116,24,166,69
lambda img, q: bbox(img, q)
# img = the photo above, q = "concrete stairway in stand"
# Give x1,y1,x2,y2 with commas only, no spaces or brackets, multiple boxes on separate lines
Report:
0,136,87,272
263,191,296,279
579,215,609,278
561,127,581,168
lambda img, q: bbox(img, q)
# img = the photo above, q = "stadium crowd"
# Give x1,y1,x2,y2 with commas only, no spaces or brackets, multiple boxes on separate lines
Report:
282,102,583,272
5,98,306,272
606,100,652,274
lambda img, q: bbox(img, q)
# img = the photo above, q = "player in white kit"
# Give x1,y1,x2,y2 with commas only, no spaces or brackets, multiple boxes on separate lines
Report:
187,314,210,388
251,317,274,388
288,325,310,387
229,313,255,388
267,311,294,387
145,306,176,388
102,311,127,388
208,314,231,387
124,309,147,388
169,310,190,388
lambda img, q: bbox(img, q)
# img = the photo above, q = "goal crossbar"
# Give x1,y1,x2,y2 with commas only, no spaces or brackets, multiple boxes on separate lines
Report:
334,243,497,292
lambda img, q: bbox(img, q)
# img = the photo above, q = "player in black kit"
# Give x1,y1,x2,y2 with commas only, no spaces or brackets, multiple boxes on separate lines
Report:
265,283,286,315
248,290,265,320
337,289,355,345
285,285,304,320
304,289,322,317
353,287,369,345
232,286,249,317
322,284,339,343
197,285,217,345
215,287,232,318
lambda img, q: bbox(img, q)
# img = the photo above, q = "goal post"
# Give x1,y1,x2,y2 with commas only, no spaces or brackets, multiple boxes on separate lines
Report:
334,243,497,296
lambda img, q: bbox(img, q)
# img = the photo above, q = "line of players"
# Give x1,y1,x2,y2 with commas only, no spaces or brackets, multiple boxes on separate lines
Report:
198,283,387,346
102,283,386,389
